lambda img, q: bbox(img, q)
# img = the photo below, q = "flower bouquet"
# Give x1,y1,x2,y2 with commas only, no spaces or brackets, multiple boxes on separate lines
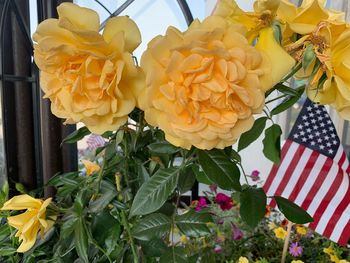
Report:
1,0,350,262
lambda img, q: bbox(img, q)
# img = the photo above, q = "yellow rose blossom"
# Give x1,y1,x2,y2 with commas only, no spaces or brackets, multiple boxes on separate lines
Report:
139,16,293,149
81,160,100,176
238,256,249,263
296,225,307,235
274,227,287,240
291,260,304,263
1,195,55,252
33,3,144,134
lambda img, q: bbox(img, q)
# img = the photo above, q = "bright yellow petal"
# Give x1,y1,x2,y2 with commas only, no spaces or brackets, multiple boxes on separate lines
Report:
255,27,295,91
16,223,40,253
103,16,141,52
81,160,101,176
1,195,42,211
57,2,100,32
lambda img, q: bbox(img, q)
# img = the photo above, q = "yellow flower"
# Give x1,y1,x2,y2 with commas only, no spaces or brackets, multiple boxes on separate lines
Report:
296,225,307,235
274,227,287,240
330,255,340,263
291,260,304,263
1,195,55,252
33,3,144,134
81,160,100,176
238,256,249,263
139,15,293,150
323,246,335,255
179,235,188,244
339,260,350,263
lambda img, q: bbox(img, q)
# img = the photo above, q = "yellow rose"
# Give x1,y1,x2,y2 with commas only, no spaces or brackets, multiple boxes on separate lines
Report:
274,227,287,240
81,160,100,176
238,256,249,263
139,16,291,149
1,195,55,252
33,3,144,134
296,225,307,235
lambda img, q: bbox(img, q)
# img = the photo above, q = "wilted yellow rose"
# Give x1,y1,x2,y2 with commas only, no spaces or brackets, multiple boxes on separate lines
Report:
33,3,143,134
139,16,293,150
81,160,100,176
1,195,54,252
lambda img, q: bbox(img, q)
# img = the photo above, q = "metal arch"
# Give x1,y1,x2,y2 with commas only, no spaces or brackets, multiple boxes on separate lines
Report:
176,0,194,26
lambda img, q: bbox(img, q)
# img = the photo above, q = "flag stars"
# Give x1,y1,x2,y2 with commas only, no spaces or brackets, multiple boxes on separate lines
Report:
320,145,325,150
307,106,312,111
311,119,317,124
315,131,321,137
300,131,306,136
308,134,314,139
318,116,324,121
310,141,316,146
316,109,322,114
293,134,299,139
322,129,327,134
328,149,334,154
331,133,336,138
298,124,303,130
306,128,312,133
305,121,310,127
320,122,325,127
326,142,332,147
302,116,308,120
324,135,330,141
302,137,307,142
333,140,338,145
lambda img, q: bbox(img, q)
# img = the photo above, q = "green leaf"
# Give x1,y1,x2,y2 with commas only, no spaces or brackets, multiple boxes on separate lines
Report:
230,149,241,163
270,85,305,115
0,224,11,241
238,117,268,151
198,149,241,191
132,213,171,241
263,124,282,163
0,246,17,256
140,239,168,257
148,141,180,155
159,248,187,263
91,210,120,245
89,180,117,213
275,83,301,97
178,165,196,193
129,168,179,217
274,196,313,224
62,126,90,145
175,211,212,237
61,215,78,239
192,165,212,185
74,218,89,263
240,187,267,228
302,44,316,72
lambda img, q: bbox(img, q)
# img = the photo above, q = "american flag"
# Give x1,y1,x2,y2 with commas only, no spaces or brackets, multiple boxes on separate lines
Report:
263,99,350,245
86,134,106,150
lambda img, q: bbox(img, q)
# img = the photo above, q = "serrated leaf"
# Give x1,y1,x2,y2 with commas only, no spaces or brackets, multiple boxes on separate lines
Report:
178,165,196,193
198,149,241,191
148,141,180,154
129,168,179,217
274,196,313,224
62,126,90,145
270,85,305,116
74,219,89,263
238,117,268,151
263,124,282,163
132,213,171,240
240,187,267,228
175,211,212,237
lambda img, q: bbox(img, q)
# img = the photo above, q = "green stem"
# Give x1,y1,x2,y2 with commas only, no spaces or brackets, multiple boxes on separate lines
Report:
121,210,139,263
265,94,288,105
238,162,249,185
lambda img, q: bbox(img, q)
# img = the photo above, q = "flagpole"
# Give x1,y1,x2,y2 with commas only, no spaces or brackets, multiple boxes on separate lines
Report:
281,221,293,263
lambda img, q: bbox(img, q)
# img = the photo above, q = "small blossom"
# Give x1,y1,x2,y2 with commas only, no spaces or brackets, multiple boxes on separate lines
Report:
179,235,188,244
238,256,249,263
281,219,289,227
291,261,304,263
195,197,208,212
289,242,303,257
251,170,260,181
81,160,100,176
209,184,218,193
216,232,226,243
330,255,340,262
296,226,307,236
265,205,271,217
274,227,287,240
214,245,222,254
215,193,233,211
231,223,243,240
323,246,335,256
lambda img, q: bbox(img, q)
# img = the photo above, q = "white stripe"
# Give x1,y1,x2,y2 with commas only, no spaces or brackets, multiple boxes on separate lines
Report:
294,155,328,207
266,143,299,196
281,148,313,198
315,170,349,235
333,147,343,163
330,202,350,242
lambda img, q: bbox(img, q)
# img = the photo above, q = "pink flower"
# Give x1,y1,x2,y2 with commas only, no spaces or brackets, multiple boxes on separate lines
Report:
231,223,243,240
251,170,260,181
215,193,233,211
289,242,303,257
214,245,222,254
195,197,208,211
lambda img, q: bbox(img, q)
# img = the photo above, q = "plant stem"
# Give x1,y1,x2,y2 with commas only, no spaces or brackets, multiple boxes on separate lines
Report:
238,162,249,185
121,210,139,263
265,94,288,105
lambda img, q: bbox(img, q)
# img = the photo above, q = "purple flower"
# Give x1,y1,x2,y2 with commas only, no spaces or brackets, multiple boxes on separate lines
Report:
251,170,260,181
195,197,208,211
289,242,303,257
215,193,233,211
214,245,222,254
231,223,243,240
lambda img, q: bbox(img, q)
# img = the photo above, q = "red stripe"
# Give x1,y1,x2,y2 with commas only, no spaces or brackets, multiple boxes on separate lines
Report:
323,177,350,239
338,152,346,170
338,219,350,246
272,145,306,199
308,166,343,231
346,165,350,174
287,151,320,203
300,158,333,211
263,140,293,193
